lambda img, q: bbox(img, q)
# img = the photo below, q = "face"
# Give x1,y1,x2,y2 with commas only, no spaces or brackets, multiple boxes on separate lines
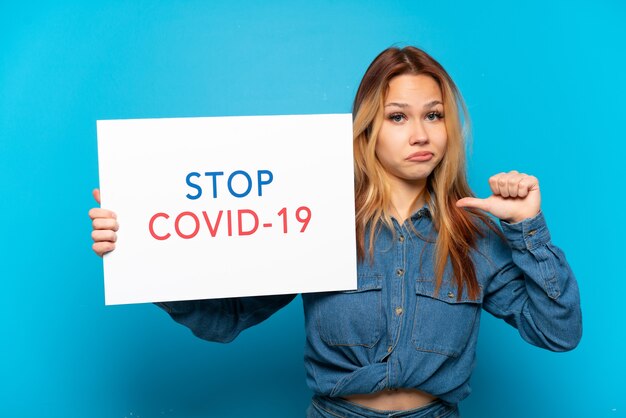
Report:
375,74,447,190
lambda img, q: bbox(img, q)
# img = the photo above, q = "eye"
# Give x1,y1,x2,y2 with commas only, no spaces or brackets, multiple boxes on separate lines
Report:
425,111,444,121
388,113,406,123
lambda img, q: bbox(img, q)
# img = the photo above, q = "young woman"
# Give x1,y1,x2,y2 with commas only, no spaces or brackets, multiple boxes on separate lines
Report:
89,46,582,417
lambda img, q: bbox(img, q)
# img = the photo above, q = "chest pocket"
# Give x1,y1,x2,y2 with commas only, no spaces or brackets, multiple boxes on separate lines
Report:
315,273,383,348
412,278,482,358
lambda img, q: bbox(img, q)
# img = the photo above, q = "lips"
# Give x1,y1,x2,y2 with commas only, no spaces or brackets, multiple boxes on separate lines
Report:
406,151,434,162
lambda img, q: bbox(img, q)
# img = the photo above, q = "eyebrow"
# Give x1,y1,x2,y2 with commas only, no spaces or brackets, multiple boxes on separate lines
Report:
384,100,443,109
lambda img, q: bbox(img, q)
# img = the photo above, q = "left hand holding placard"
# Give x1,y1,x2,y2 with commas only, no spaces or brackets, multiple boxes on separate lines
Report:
89,188,119,257
456,171,541,224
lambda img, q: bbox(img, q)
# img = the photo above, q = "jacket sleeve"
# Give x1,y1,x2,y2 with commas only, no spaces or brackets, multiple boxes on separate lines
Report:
154,294,298,343
482,211,582,352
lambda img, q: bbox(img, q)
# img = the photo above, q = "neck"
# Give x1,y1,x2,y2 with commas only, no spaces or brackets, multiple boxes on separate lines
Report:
388,179,427,223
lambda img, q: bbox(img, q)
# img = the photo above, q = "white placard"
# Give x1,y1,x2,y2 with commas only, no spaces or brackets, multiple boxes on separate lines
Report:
97,114,357,305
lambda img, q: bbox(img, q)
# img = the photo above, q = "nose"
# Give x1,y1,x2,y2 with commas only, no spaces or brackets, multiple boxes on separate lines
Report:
409,120,429,145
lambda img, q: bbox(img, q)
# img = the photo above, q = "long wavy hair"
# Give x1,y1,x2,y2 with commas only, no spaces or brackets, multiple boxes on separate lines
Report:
353,46,491,301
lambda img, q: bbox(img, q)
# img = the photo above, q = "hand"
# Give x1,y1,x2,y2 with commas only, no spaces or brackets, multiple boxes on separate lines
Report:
456,171,541,223
88,189,119,256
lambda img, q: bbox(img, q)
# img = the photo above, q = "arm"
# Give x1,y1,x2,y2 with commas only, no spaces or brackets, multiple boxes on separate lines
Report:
154,294,297,343
458,171,582,351
482,212,582,351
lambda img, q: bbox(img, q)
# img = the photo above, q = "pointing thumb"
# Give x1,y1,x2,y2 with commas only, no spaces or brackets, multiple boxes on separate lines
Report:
456,197,489,211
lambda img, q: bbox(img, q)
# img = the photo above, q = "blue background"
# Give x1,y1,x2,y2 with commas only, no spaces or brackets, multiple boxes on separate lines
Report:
1,1,624,417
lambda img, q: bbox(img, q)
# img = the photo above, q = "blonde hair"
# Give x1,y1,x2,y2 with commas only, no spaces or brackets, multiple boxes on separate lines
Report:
353,46,492,300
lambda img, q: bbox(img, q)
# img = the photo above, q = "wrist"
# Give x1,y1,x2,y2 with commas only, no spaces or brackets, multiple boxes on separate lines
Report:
502,209,541,225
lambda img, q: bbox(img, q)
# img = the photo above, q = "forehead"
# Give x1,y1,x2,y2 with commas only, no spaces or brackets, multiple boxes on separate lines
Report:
385,74,442,103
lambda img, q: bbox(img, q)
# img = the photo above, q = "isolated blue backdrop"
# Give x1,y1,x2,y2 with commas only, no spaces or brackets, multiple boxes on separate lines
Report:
1,1,624,417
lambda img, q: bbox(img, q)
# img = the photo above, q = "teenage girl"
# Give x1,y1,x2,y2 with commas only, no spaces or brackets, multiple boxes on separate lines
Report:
89,46,582,418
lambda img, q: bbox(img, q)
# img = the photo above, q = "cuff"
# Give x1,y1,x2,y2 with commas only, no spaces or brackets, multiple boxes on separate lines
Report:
500,211,551,251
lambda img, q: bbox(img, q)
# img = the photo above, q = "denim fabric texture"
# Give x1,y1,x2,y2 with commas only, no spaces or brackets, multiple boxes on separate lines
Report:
307,396,459,418
157,209,582,406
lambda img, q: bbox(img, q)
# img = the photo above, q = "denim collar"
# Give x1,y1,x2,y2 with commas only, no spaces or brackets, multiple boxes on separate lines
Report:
410,205,431,221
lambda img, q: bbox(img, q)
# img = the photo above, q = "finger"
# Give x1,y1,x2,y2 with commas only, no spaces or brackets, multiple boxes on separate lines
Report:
89,208,117,220
507,173,525,198
517,175,539,198
92,229,117,243
456,197,490,212
92,218,119,231
497,174,511,198
93,188,101,205
489,173,506,197
93,242,115,257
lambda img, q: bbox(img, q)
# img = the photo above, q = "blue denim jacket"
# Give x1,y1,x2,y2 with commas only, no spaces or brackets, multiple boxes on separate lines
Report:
157,209,582,404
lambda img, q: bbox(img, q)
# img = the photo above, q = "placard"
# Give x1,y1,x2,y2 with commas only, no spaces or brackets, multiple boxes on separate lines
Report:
97,114,357,305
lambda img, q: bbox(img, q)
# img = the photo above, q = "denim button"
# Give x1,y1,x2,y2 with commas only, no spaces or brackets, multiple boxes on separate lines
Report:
396,269,404,277
398,235,405,242
387,345,393,353
447,292,455,299
395,307,403,316
527,229,537,236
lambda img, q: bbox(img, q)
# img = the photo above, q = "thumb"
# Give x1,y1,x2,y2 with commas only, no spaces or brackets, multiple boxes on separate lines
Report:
456,197,490,211
92,188,101,205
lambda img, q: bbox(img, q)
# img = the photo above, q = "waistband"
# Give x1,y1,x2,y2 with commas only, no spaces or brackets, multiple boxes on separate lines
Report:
309,395,459,418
